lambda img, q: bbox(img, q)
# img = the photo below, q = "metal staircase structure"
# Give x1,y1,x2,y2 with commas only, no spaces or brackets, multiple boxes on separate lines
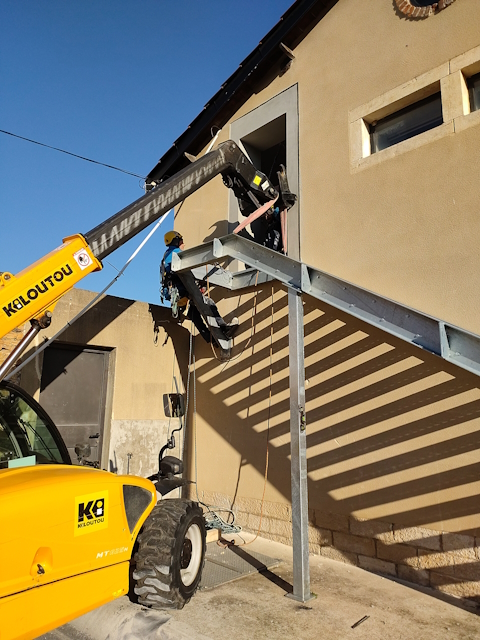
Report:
172,233,480,602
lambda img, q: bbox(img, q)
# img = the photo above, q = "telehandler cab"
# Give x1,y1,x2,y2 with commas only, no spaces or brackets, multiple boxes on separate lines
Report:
0,379,206,640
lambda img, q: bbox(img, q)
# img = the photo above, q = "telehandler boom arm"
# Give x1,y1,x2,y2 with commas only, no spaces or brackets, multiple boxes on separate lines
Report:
0,140,280,344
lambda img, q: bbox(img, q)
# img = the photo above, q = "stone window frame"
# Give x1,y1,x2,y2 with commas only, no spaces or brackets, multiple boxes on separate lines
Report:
349,45,480,173
228,85,300,261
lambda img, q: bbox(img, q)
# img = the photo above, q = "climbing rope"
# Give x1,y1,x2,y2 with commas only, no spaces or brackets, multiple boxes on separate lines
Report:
219,271,260,368
166,355,177,442
208,271,261,366
181,329,194,463
234,284,275,547
190,336,242,533
189,283,276,543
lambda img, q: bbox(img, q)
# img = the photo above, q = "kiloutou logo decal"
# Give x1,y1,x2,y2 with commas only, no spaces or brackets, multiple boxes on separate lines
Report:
2,264,74,318
75,491,109,536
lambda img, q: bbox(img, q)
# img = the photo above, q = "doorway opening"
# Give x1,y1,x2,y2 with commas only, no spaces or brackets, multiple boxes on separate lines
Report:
39,343,113,467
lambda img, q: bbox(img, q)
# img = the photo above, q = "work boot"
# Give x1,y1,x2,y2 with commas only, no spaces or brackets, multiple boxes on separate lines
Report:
223,317,239,340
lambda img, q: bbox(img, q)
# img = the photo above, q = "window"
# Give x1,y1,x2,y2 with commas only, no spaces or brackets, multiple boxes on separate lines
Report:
241,115,287,182
239,115,287,252
0,383,69,467
467,72,480,113
350,47,480,170
229,85,299,261
370,93,443,154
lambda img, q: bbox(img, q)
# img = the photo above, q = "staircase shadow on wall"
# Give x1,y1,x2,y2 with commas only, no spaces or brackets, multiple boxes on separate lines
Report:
159,284,480,606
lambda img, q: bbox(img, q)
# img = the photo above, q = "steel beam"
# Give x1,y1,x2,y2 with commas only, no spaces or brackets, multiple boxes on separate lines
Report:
171,233,480,378
212,236,303,290
286,289,313,602
301,264,442,354
439,323,480,376
190,264,233,289
172,236,301,289
172,243,216,272
230,268,274,289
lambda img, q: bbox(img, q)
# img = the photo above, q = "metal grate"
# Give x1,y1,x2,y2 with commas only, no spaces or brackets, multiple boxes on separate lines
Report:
200,542,280,590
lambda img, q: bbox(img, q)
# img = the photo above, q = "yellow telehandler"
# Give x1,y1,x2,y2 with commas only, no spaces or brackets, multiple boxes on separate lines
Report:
0,141,294,639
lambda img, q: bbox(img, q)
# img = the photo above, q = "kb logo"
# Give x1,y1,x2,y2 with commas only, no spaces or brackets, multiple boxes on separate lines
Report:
75,491,109,536
78,498,105,522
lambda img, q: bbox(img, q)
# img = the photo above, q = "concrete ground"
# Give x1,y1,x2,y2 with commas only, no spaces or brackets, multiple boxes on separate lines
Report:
41,534,480,640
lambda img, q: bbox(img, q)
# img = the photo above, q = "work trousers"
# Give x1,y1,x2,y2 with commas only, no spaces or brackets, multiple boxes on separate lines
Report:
187,296,227,344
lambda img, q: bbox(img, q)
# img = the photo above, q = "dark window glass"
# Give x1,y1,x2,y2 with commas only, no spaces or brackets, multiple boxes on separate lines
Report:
0,383,70,467
468,72,480,112
370,93,443,154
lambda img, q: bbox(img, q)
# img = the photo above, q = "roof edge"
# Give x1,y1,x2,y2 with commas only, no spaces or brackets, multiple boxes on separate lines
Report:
146,0,338,184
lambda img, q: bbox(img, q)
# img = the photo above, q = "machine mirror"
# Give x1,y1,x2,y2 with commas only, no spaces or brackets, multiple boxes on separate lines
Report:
163,393,185,418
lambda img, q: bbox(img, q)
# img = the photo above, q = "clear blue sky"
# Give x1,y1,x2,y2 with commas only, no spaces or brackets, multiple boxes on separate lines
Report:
1,0,292,304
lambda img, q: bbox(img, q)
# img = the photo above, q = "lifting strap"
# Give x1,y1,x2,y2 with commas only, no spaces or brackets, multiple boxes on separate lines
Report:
233,195,288,254
233,196,278,235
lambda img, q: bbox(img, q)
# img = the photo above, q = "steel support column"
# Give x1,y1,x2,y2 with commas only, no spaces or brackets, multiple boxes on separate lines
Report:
286,289,313,602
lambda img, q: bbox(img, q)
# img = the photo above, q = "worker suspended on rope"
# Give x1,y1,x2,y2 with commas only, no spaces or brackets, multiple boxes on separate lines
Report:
160,230,239,346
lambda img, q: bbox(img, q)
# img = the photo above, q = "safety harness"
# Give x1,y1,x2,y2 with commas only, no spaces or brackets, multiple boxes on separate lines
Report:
160,246,188,318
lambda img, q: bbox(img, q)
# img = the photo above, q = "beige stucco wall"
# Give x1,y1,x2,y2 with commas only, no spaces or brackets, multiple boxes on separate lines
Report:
188,282,480,535
173,0,480,601
179,0,480,335
19,288,188,477
298,0,480,336
186,281,480,600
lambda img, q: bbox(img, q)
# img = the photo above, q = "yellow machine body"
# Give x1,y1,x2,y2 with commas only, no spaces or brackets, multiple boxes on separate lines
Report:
0,235,101,340
0,465,156,640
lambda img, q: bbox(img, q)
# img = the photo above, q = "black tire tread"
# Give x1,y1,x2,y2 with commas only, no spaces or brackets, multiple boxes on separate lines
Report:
133,499,206,609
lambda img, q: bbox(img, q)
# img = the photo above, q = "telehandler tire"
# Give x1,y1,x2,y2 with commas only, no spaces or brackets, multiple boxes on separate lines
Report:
133,499,206,609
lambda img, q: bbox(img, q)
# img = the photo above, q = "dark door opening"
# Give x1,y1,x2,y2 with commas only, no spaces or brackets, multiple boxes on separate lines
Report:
241,114,287,252
39,343,110,466
241,114,287,183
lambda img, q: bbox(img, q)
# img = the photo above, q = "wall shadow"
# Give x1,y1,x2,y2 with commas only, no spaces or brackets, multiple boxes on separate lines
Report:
177,282,480,602
19,295,137,395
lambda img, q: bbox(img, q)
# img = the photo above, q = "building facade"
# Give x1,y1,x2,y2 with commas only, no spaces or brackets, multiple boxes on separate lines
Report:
4,0,480,606
145,0,480,603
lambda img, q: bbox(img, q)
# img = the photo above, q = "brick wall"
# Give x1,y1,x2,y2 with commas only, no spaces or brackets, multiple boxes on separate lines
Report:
198,490,480,604
394,0,456,19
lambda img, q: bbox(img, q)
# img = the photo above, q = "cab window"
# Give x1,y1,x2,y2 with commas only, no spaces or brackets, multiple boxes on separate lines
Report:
0,384,69,468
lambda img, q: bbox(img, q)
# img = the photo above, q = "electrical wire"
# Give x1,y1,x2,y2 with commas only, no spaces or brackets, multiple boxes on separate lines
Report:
0,129,145,179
